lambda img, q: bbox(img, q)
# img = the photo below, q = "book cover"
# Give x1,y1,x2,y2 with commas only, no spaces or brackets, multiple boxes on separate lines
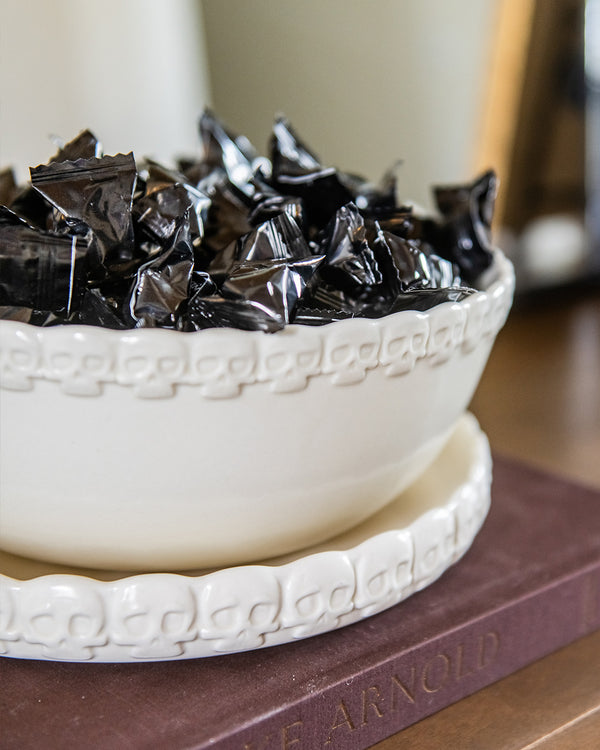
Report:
2,455,600,749
373,628,600,749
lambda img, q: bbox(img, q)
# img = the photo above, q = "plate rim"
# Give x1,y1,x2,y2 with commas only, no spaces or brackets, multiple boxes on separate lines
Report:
0,413,492,662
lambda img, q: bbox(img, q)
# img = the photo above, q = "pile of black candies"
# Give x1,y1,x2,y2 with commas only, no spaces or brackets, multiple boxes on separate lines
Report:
0,111,497,332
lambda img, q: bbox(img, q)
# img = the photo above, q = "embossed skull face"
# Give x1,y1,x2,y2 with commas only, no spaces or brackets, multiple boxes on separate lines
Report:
412,508,456,590
352,530,413,616
451,484,490,561
198,567,280,652
258,327,321,393
117,333,186,398
426,304,467,366
0,582,18,654
190,329,256,398
380,314,428,376
111,576,196,659
280,552,355,638
21,577,106,660
44,329,114,396
322,320,380,385
462,294,490,353
0,324,40,391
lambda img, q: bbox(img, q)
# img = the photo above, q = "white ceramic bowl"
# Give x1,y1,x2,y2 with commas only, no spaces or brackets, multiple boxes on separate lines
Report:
0,250,514,571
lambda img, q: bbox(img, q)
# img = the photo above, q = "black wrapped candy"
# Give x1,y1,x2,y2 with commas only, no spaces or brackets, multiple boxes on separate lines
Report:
221,255,324,330
30,153,138,281
127,212,194,328
317,203,381,291
209,211,312,283
50,129,102,164
426,170,498,283
270,117,354,232
0,111,496,332
0,223,88,316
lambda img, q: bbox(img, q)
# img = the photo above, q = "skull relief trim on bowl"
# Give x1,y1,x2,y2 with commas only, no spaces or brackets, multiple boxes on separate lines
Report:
0,250,514,398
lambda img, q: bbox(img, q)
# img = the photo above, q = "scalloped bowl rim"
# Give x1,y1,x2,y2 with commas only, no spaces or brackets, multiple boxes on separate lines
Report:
0,249,515,401
0,249,513,345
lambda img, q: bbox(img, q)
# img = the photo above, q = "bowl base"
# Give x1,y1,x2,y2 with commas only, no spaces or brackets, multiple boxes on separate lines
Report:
0,413,491,662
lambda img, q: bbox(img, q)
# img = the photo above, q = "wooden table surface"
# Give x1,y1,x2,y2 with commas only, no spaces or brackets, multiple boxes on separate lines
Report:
375,284,600,749
471,287,600,490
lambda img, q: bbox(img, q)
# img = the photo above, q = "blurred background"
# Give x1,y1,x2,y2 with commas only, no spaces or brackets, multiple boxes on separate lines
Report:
1,0,598,483
1,0,598,290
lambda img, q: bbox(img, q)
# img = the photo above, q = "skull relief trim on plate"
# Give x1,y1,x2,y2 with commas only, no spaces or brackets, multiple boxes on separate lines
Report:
411,507,457,591
196,566,281,652
279,552,356,638
20,576,107,660
352,530,414,617
110,575,197,659
449,484,490,562
0,581,19,654
0,415,492,660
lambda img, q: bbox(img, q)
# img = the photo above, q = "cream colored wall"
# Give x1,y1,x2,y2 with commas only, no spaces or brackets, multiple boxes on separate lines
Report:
201,0,497,208
0,0,211,179
1,0,497,206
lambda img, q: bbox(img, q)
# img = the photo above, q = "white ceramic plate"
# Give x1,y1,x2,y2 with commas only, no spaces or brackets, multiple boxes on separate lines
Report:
0,413,491,662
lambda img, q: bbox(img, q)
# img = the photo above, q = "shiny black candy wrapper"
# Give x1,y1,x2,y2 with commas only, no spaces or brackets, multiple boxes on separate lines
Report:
209,212,312,283
0,305,64,326
50,129,102,164
428,170,497,283
270,117,353,232
222,255,324,330
270,117,322,178
373,227,461,295
0,111,497,332
318,203,381,291
185,295,282,333
0,223,87,314
127,216,194,328
199,109,260,196
30,153,138,282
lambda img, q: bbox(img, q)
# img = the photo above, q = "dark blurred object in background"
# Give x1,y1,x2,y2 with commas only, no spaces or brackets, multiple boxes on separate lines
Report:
587,0,600,272
497,0,599,293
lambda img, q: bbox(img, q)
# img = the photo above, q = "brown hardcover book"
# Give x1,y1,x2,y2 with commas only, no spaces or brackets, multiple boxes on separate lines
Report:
2,456,600,750
373,628,600,749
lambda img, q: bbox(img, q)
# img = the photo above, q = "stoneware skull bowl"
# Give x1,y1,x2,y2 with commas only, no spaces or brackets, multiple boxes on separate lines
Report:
0,249,514,570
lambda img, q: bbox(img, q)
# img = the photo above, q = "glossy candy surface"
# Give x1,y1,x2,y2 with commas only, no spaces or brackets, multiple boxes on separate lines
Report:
0,112,497,332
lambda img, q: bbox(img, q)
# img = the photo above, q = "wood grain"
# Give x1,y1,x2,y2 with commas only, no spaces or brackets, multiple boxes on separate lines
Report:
471,290,600,489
